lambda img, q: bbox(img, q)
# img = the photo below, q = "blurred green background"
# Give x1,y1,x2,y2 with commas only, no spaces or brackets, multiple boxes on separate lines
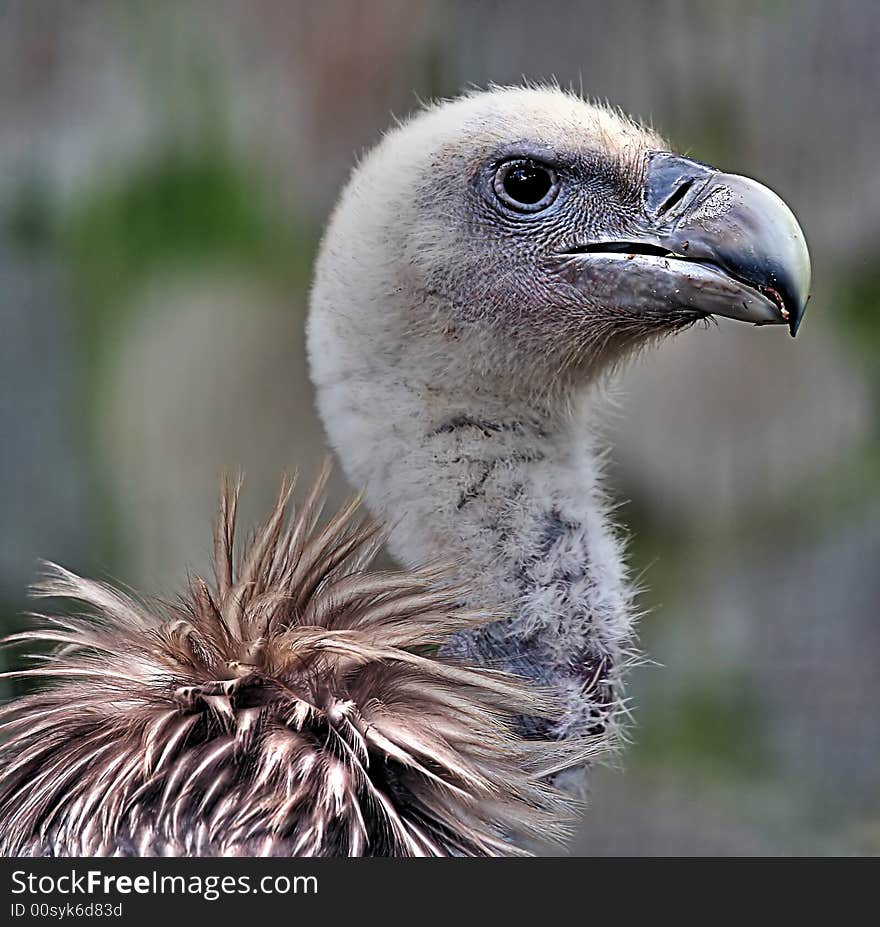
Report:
1,0,878,855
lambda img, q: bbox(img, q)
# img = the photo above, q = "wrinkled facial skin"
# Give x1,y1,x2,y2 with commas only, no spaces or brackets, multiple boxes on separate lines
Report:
417,138,657,368
410,103,809,379
470,141,662,347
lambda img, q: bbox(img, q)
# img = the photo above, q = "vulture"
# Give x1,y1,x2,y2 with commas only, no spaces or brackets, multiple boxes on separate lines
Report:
0,86,810,857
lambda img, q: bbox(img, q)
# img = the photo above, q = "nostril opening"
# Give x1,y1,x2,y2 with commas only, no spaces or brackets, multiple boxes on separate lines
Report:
656,178,694,217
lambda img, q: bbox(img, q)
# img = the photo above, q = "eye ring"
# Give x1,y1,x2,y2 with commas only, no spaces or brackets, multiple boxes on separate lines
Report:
493,158,560,212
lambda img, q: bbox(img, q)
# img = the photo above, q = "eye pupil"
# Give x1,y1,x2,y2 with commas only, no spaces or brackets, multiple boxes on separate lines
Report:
496,159,556,210
504,164,551,203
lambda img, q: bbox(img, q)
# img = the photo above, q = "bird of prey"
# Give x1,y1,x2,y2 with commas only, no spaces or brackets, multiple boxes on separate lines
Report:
0,86,810,856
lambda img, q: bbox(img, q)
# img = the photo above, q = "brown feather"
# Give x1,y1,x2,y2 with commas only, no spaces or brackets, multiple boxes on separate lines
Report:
0,472,598,857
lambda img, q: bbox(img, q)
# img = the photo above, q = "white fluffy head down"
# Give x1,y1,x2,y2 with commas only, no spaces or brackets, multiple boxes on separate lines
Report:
309,85,665,416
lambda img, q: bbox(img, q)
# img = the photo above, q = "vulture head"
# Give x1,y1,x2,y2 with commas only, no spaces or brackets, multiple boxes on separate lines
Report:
310,85,809,409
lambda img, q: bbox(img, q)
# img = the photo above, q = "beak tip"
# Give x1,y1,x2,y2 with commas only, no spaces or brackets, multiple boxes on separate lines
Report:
788,294,811,337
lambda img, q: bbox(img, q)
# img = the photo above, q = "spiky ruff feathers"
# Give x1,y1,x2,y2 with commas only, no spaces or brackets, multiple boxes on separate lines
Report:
0,472,588,857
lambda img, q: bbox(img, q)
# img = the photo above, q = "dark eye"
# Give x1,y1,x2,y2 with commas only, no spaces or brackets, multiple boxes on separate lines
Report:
493,159,559,212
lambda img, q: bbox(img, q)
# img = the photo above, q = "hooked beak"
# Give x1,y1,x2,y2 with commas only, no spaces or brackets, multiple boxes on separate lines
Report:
558,152,811,336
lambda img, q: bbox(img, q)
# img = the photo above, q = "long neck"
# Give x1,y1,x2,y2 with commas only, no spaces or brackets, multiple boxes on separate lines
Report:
331,378,635,742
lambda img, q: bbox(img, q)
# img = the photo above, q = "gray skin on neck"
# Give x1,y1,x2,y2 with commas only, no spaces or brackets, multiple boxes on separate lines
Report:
313,352,632,746
307,86,807,767
424,400,630,742
311,334,633,748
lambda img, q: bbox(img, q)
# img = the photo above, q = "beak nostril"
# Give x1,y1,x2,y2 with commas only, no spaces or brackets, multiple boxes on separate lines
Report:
656,177,694,217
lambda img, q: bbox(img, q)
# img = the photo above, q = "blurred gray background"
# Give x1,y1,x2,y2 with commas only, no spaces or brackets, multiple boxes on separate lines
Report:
1,0,878,855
